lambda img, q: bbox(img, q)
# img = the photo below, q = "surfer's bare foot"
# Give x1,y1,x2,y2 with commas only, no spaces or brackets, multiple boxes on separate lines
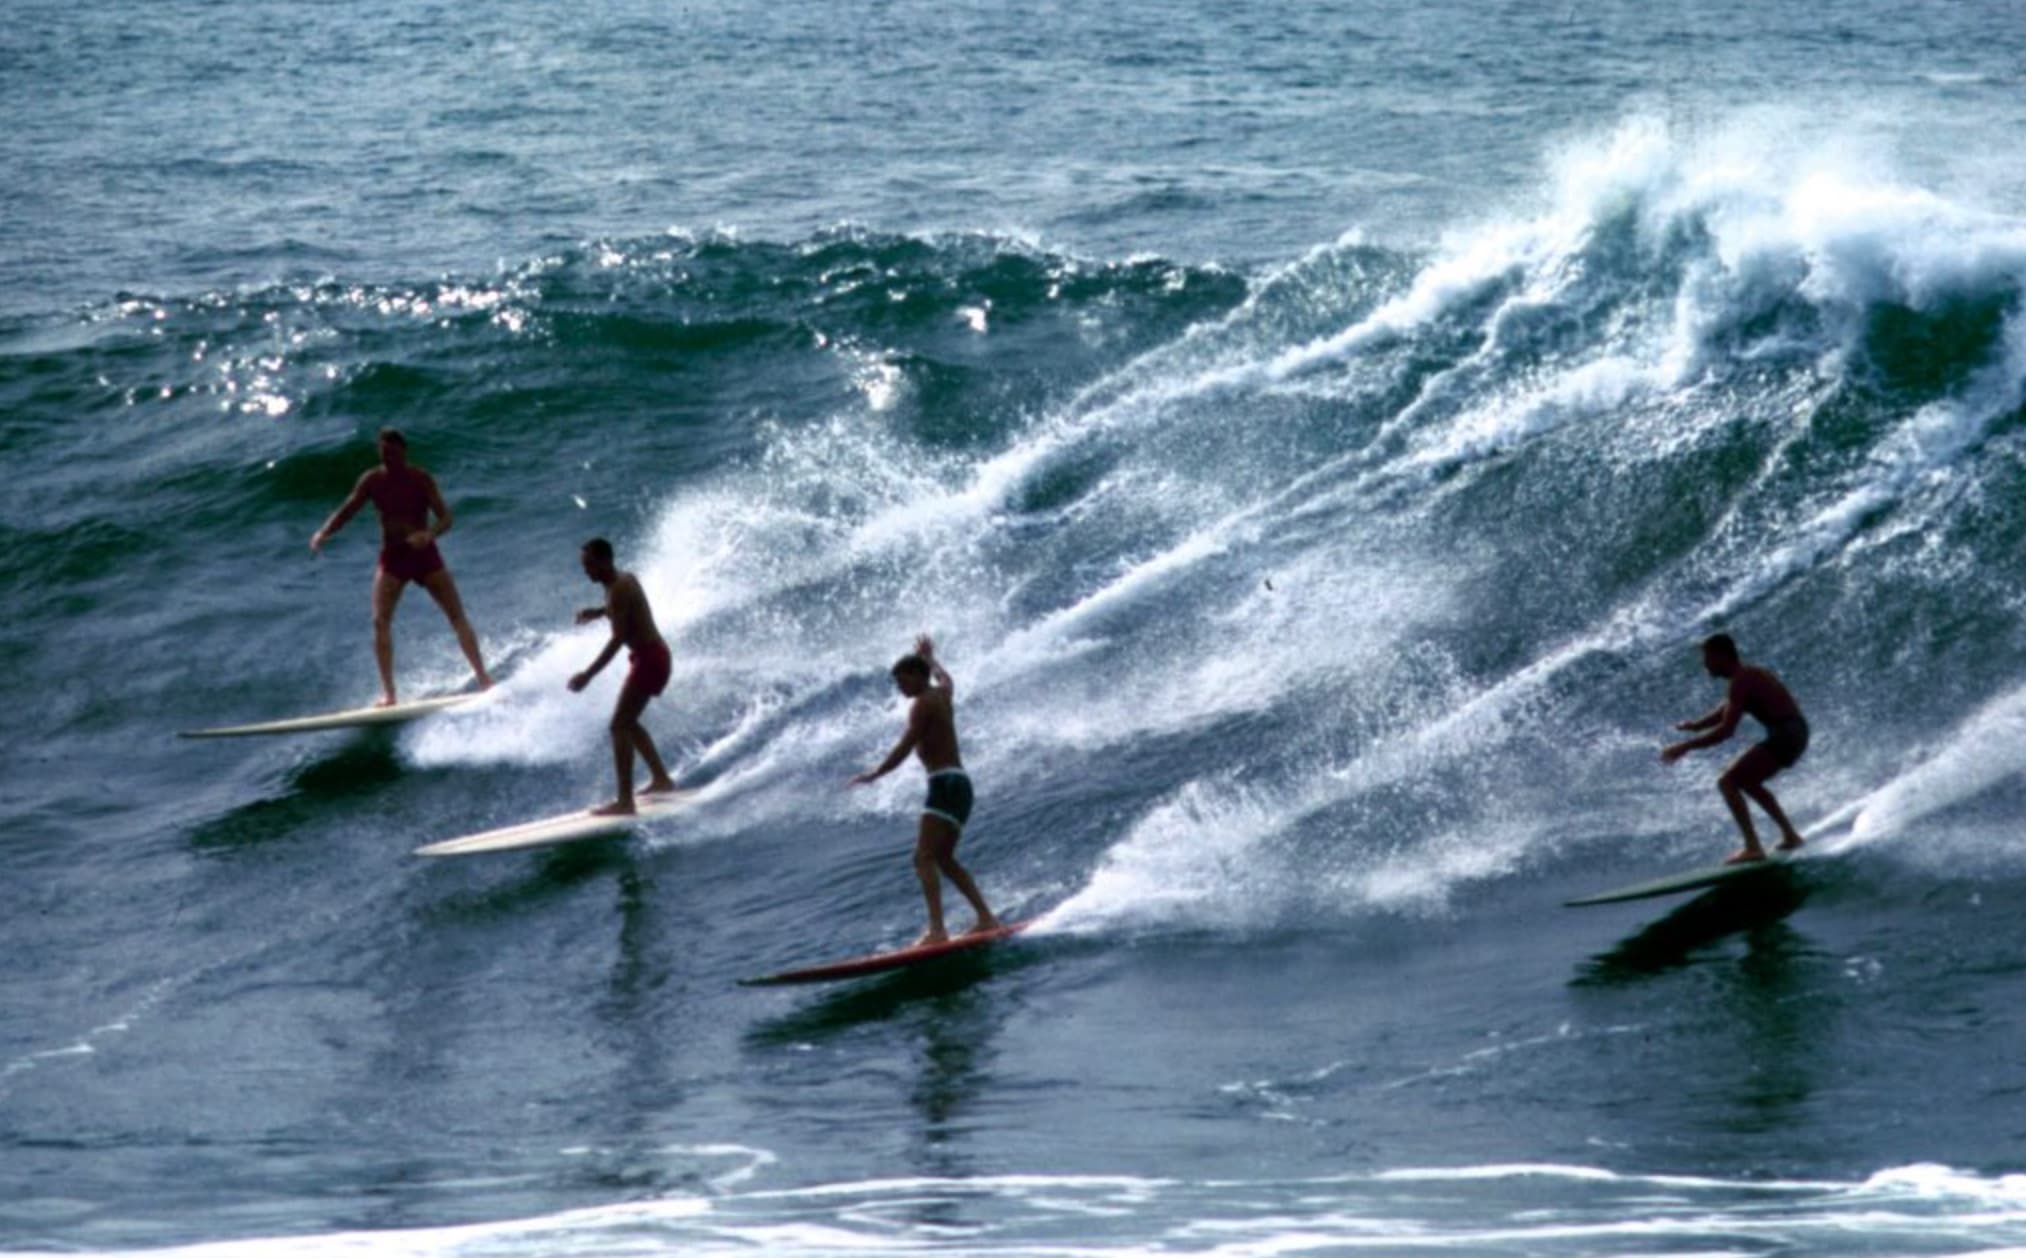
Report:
1776,836,1805,852
1723,848,1767,865
374,696,399,709
641,777,679,797
589,800,637,817
964,916,1003,936
915,928,950,947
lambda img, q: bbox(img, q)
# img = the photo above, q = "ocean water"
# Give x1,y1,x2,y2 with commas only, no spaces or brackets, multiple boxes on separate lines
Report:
11,0,2026,1253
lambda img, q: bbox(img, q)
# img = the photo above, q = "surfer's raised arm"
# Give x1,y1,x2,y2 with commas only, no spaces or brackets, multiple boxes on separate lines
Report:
310,470,377,553
915,634,953,696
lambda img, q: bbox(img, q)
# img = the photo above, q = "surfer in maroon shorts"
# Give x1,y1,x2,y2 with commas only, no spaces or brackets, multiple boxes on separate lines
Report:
569,537,679,816
1661,632,1811,864
850,635,1001,945
310,427,493,706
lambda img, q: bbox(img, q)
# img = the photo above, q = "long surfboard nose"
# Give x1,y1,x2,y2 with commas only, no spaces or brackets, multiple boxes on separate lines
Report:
179,693,474,739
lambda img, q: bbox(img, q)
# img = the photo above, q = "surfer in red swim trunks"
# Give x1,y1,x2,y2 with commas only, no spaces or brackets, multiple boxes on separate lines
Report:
1661,632,1811,865
569,537,678,816
310,428,493,706
850,635,1001,945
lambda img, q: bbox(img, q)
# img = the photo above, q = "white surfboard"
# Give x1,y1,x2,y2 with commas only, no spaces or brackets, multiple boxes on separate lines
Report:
414,790,698,857
1565,848,1810,907
179,693,474,739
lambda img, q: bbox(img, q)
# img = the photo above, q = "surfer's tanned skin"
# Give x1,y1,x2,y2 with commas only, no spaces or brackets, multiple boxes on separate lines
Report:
1661,633,1811,865
568,538,678,816
310,427,492,706
850,635,1001,946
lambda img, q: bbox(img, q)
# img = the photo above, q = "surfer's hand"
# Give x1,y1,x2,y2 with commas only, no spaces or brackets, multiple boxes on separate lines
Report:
406,529,432,550
914,633,935,659
1660,743,1687,764
848,771,876,787
309,530,326,554
568,671,590,693
575,607,604,625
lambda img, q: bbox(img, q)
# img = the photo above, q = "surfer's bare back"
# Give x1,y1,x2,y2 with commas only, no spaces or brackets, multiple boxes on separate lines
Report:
849,635,1000,945
1660,633,1810,864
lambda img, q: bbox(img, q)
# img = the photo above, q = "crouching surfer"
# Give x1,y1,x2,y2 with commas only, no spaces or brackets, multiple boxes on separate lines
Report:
1661,633,1810,864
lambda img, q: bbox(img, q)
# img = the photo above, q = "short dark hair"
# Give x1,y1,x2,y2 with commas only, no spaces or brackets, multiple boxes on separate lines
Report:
891,654,930,679
582,537,614,564
1701,632,1739,661
377,427,407,447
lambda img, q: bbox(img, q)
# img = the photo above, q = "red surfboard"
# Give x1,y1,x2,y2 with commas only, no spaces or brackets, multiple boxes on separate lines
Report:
739,919,1037,987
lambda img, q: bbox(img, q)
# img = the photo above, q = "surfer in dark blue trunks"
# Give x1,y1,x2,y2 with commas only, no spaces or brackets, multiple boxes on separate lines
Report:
311,427,492,706
1661,633,1810,864
850,635,1001,945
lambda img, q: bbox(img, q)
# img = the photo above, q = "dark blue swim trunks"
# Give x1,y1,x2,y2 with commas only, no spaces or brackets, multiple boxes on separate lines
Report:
923,768,974,829
1761,715,1809,769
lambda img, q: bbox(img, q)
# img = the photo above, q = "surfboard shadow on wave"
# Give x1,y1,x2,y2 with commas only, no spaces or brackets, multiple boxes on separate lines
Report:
1571,867,1810,984
411,837,640,924
186,741,410,850
741,935,1068,1043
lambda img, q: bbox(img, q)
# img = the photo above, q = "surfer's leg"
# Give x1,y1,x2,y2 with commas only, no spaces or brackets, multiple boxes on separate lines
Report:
417,568,493,691
920,772,994,930
913,815,955,945
1718,744,1783,863
371,569,406,706
630,725,676,794
1748,784,1805,852
936,847,999,934
591,682,654,816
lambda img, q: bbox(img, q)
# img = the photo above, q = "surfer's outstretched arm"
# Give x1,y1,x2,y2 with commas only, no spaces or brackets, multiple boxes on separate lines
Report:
569,633,623,692
311,472,375,552
1662,699,1740,762
1675,702,1726,733
851,726,919,786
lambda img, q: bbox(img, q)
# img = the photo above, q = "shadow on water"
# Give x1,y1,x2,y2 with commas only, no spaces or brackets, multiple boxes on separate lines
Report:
185,737,409,850
743,947,1045,1190
413,839,637,924
1573,866,1811,984
742,946,1051,1045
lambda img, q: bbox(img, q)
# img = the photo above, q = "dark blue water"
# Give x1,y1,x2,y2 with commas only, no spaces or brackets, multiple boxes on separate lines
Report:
11,1,2026,1253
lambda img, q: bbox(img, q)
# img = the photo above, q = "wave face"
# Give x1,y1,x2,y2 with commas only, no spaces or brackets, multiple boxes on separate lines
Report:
10,28,2026,1258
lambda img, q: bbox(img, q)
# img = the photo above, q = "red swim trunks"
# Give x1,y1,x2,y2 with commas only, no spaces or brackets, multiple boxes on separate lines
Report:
627,641,672,698
378,540,446,583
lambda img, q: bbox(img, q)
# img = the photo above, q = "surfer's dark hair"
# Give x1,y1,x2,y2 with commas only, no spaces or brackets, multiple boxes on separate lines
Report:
1701,632,1739,661
582,537,614,564
892,654,930,679
378,426,407,447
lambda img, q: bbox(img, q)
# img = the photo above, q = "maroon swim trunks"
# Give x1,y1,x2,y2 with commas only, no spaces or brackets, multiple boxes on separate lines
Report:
378,540,446,583
627,641,672,698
